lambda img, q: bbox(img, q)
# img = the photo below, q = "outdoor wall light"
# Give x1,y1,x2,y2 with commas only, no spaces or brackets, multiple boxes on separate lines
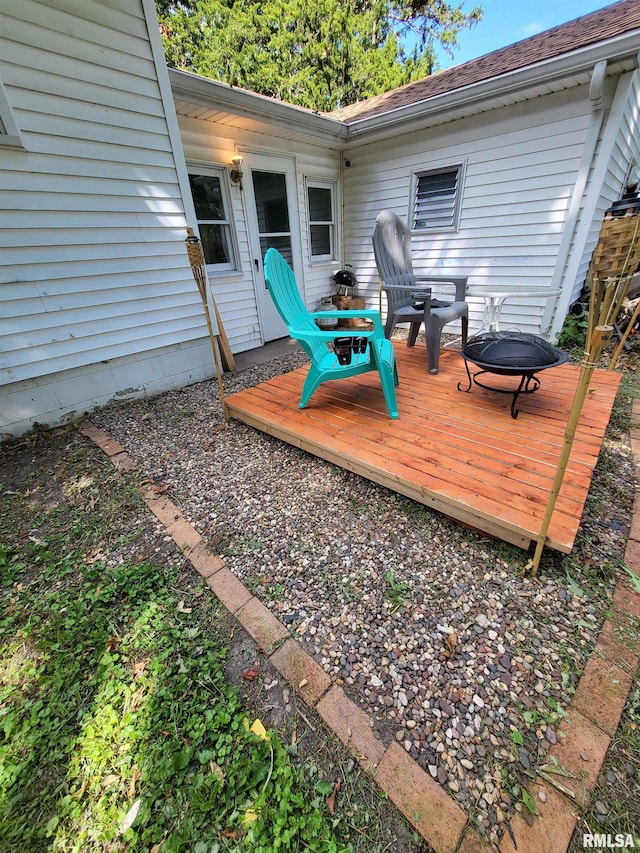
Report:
229,154,244,189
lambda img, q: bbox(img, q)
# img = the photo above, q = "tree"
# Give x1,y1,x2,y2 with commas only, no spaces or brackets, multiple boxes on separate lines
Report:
156,0,482,111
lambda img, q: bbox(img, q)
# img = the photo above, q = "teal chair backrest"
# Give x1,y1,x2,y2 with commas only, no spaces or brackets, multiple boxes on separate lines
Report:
263,248,328,363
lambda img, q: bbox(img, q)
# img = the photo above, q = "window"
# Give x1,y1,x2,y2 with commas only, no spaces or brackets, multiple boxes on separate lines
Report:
412,165,464,232
188,170,237,271
307,181,336,261
0,74,24,149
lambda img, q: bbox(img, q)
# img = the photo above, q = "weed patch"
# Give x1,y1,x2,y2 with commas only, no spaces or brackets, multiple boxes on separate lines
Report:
1,548,351,851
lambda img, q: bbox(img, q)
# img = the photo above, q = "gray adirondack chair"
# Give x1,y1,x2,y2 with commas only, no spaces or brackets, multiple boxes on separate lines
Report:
372,210,469,374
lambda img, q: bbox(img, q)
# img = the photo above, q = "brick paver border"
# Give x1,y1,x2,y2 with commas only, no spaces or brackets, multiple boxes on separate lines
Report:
79,417,640,853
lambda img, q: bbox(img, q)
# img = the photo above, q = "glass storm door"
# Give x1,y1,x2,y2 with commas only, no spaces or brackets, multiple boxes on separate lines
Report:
243,155,303,342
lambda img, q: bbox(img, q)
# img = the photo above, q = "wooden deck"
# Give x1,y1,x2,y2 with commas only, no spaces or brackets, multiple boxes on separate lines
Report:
226,342,621,553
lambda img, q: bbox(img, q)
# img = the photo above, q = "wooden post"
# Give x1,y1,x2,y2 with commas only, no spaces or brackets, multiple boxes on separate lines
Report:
609,295,640,369
212,300,236,371
185,228,229,422
532,210,640,572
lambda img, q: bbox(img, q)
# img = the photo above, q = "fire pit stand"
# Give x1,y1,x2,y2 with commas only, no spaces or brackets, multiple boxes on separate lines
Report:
458,331,569,418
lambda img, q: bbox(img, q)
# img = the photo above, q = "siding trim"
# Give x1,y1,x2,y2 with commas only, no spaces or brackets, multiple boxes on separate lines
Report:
542,61,608,333
141,0,218,336
548,70,634,340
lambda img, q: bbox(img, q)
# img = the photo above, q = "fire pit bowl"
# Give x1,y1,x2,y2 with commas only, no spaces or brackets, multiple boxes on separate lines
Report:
458,331,569,418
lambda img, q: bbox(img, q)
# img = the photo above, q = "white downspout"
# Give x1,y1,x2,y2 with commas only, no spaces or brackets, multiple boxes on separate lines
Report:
541,60,608,334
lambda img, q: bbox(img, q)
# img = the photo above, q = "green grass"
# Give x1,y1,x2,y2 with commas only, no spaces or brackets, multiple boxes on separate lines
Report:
0,544,354,852
569,684,640,850
0,434,424,853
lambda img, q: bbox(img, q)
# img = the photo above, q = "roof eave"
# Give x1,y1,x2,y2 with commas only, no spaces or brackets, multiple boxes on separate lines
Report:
343,30,640,143
169,68,348,143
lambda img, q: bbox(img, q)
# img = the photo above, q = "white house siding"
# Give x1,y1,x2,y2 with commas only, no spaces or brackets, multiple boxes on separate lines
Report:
0,0,210,437
176,113,341,352
565,70,640,321
342,85,598,337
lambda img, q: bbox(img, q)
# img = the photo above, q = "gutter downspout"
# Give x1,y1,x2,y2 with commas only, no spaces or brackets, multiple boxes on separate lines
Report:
541,60,608,334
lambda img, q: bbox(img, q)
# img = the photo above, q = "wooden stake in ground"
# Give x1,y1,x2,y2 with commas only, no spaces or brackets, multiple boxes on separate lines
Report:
528,210,640,575
527,325,612,576
185,228,229,421
609,291,640,368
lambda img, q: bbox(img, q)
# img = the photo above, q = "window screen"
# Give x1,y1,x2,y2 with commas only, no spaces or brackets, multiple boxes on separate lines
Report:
413,166,462,231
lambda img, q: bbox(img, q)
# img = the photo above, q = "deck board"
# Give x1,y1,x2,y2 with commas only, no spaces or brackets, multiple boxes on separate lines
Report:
226,343,621,552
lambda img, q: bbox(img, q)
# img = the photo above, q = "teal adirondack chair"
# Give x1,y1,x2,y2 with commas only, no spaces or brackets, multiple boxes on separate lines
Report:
263,248,399,418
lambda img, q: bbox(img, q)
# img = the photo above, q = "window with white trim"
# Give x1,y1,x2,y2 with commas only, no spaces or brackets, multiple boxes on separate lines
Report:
0,74,24,149
413,165,464,232
307,181,336,262
188,169,237,271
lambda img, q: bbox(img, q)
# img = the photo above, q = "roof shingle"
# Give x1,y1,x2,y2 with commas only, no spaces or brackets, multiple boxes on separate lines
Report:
331,0,640,123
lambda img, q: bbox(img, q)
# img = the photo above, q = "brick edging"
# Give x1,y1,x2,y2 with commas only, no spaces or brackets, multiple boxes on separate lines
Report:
79,418,640,853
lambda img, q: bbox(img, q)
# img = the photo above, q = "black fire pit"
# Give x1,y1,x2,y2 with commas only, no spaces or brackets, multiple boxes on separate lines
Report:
458,331,569,418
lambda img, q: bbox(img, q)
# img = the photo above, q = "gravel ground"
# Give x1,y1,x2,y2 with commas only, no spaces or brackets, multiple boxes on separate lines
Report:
91,343,635,845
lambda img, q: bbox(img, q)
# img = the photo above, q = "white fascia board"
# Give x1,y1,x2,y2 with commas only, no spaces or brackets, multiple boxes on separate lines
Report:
169,68,347,144
345,31,640,141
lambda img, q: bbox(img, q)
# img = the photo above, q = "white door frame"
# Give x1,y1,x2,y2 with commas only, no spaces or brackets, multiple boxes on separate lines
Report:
241,151,305,342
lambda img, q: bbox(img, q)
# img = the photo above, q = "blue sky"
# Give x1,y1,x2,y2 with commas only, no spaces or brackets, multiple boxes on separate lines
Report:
433,0,618,67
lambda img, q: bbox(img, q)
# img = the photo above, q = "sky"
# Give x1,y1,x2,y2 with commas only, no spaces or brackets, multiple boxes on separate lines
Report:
433,0,620,68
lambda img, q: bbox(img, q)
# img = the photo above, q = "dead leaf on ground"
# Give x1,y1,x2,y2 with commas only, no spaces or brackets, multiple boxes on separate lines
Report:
177,601,192,614
249,719,269,741
86,547,106,563
132,659,148,677
71,779,90,799
326,781,341,815
128,769,141,799
209,761,224,783
243,808,259,825
242,668,260,681
152,483,171,495
120,798,141,834
446,632,458,657
221,829,240,839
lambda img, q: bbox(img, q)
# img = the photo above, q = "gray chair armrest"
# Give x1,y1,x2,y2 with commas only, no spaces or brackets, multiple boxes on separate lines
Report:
413,274,468,302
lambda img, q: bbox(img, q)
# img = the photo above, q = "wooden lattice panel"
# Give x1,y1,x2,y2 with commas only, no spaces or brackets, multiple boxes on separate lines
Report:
589,210,640,283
